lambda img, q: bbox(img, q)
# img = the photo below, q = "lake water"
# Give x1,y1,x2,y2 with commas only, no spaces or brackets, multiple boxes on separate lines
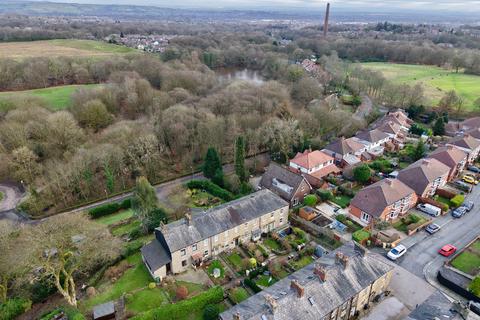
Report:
216,68,265,85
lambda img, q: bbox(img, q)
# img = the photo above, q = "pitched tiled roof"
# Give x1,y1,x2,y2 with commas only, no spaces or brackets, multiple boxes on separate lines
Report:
141,239,172,271
466,128,480,140
324,137,365,156
290,150,333,170
308,164,341,179
350,179,415,218
397,158,450,196
219,242,393,320
157,189,288,253
355,129,390,143
447,134,480,151
427,146,468,170
376,121,402,135
460,117,480,132
260,163,309,201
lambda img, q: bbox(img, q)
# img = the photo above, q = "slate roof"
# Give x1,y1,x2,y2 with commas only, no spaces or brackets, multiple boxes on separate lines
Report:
350,179,415,218
220,242,393,320
260,163,309,202
428,146,468,170
355,129,390,143
158,189,288,253
290,150,333,170
448,134,480,151
397,158,450,196
93,302,115,320
324,137,365,156
141,239,172,272
405,291,463,320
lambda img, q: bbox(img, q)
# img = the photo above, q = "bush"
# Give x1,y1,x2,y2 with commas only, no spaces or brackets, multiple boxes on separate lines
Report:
146,208,168,232
132,286,224,320
0,298,32,320
338,185,355,197
128,226,143,240
335,214,347,224
186,180,235,201
88,202,120,218
203,304,220,320
303,194,317,206
29,277,57,303
40,307,85,320
469,276,480,297
409,214,421,224
317,189,333,201
120,198,132,209
450,194,465,208
176,285,189,300
244,278,262,293
353,165,372,183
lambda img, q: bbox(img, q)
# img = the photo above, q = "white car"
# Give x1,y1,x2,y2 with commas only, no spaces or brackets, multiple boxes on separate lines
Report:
387,244,407,261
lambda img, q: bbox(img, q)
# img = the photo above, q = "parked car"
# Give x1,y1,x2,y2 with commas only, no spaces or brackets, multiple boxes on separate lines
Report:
463,175,479,185
417,203,442,217
425,223,441,234
453,180,473,192
387,244,407,261
468,165,480,173
439,244,457,257
462,200,475,212
452,206,467,218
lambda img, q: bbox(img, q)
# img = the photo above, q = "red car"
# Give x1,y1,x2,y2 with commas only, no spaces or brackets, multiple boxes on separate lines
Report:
439,244,457,257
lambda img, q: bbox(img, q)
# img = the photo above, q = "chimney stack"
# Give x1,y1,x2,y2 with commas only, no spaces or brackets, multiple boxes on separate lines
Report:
264,295,278,313
314,264,327,282
185,213,192,226
290,280,305,298
323,3,330,38
335,252,349,269
233,312,241,320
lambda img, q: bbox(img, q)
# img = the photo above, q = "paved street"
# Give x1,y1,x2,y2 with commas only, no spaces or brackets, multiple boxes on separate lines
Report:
389,182,480,299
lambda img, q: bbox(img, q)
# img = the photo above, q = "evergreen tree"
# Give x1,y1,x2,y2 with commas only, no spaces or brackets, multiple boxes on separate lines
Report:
131,176,159,233
412,140,426,161
203,147,222,179
433,117,445,136
235,136,247,182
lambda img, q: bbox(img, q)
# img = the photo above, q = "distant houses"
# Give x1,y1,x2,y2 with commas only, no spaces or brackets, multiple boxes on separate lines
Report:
427,146,468,181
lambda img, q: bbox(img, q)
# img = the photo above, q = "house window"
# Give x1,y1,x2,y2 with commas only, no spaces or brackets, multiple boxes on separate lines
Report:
361,213,370,222
181,249,186,256
280,218,283,224
182,260,187,267
204,250,208,257
192,244,197,251
293,198,299,206
214,235,218,242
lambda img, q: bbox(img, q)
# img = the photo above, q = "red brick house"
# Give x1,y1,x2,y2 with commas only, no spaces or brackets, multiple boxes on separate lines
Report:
427,145,468,181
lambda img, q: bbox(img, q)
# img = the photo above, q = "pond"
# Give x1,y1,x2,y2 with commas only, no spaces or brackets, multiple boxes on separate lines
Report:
216,68,265,85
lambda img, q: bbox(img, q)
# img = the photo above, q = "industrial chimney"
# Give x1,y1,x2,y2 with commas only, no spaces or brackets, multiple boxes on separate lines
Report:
323,2,330,38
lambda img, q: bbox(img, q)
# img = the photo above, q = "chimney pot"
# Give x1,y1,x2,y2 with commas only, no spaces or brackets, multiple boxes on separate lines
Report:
335,252,349,269
290,280,305,298
314,264,327,282
233,312,241,320
264,295,277,313
185,213,192,226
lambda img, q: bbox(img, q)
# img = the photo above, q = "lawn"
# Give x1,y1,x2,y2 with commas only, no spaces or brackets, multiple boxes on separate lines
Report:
0,84,101,110
96,209,134,226
264,238,281,251
228,287,250,304
126,287,170,314
291,256,314,270
111,220,141,236
83,253,151,309
255,274,276,287
434,195,452,208
331,195,352,209
207,260,225,279
0,39,136,59
359,62,480,110
393,213,428,233
226,252,243,271
451,240,480,276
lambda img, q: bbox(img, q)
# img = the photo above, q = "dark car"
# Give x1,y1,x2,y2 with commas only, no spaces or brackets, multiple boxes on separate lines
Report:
425,223,441,234
468,165,480,173
452,206,467,218
454,180,473,193
462,200,475,212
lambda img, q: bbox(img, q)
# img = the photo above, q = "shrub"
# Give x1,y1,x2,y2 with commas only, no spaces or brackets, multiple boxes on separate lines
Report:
338,185,355,197
128,226,143,240
0,298,32,320
132,286,224,320
203,304,220,320
303,194,317,206
317,189,333,201
353,165,372,183
450,194,465,208
409,214,421,224
88,202,120,218
29,277,56,303
335,214,347,224
120,198,132,209
146,208,168,232
244,278,262,293
469,276,480,297
186,180,234,201
176,285,189,300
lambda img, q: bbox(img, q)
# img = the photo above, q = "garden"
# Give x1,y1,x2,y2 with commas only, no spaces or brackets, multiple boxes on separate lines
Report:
393,213,429,234
451,239,480,276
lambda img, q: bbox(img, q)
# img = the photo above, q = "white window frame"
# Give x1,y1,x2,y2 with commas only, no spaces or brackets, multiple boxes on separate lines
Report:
180,249,186,256
192,243,197,251
361,212,369,222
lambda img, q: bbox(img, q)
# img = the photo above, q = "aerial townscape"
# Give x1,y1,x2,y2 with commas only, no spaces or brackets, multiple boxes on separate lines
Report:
1,0,480,320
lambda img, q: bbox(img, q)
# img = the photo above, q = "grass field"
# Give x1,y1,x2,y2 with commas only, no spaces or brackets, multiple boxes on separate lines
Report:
0,84,101,110
359,62,480,110
451,239,480,276
0,39,135,59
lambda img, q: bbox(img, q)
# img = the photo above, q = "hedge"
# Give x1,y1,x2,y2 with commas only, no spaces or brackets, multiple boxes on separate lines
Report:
317,189,333,201
0,298,32,320
186,180,235,201
244,278,262,293
88,198,132,219
132,286,224,320
450,195,465,208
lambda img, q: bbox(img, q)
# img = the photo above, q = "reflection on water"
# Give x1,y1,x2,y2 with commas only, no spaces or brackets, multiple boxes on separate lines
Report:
216,68,264,85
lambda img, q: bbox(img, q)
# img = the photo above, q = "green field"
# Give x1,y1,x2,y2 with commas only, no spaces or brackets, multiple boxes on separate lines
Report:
0,84,101,110
359,62,480,110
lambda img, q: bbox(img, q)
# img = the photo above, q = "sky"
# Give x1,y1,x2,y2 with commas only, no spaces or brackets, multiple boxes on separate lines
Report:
24,0,480,12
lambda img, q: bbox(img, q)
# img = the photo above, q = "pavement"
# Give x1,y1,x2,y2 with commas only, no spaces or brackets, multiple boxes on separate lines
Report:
382,181,480,301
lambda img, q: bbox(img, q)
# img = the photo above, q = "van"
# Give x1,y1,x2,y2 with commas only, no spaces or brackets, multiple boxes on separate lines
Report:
416,203,442,217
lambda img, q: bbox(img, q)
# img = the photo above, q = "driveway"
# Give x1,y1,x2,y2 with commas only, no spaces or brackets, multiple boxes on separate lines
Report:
0,182,25,222
388,183,480,300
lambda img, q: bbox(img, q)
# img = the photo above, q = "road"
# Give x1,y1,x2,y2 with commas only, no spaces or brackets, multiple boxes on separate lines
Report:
390,182,480,299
